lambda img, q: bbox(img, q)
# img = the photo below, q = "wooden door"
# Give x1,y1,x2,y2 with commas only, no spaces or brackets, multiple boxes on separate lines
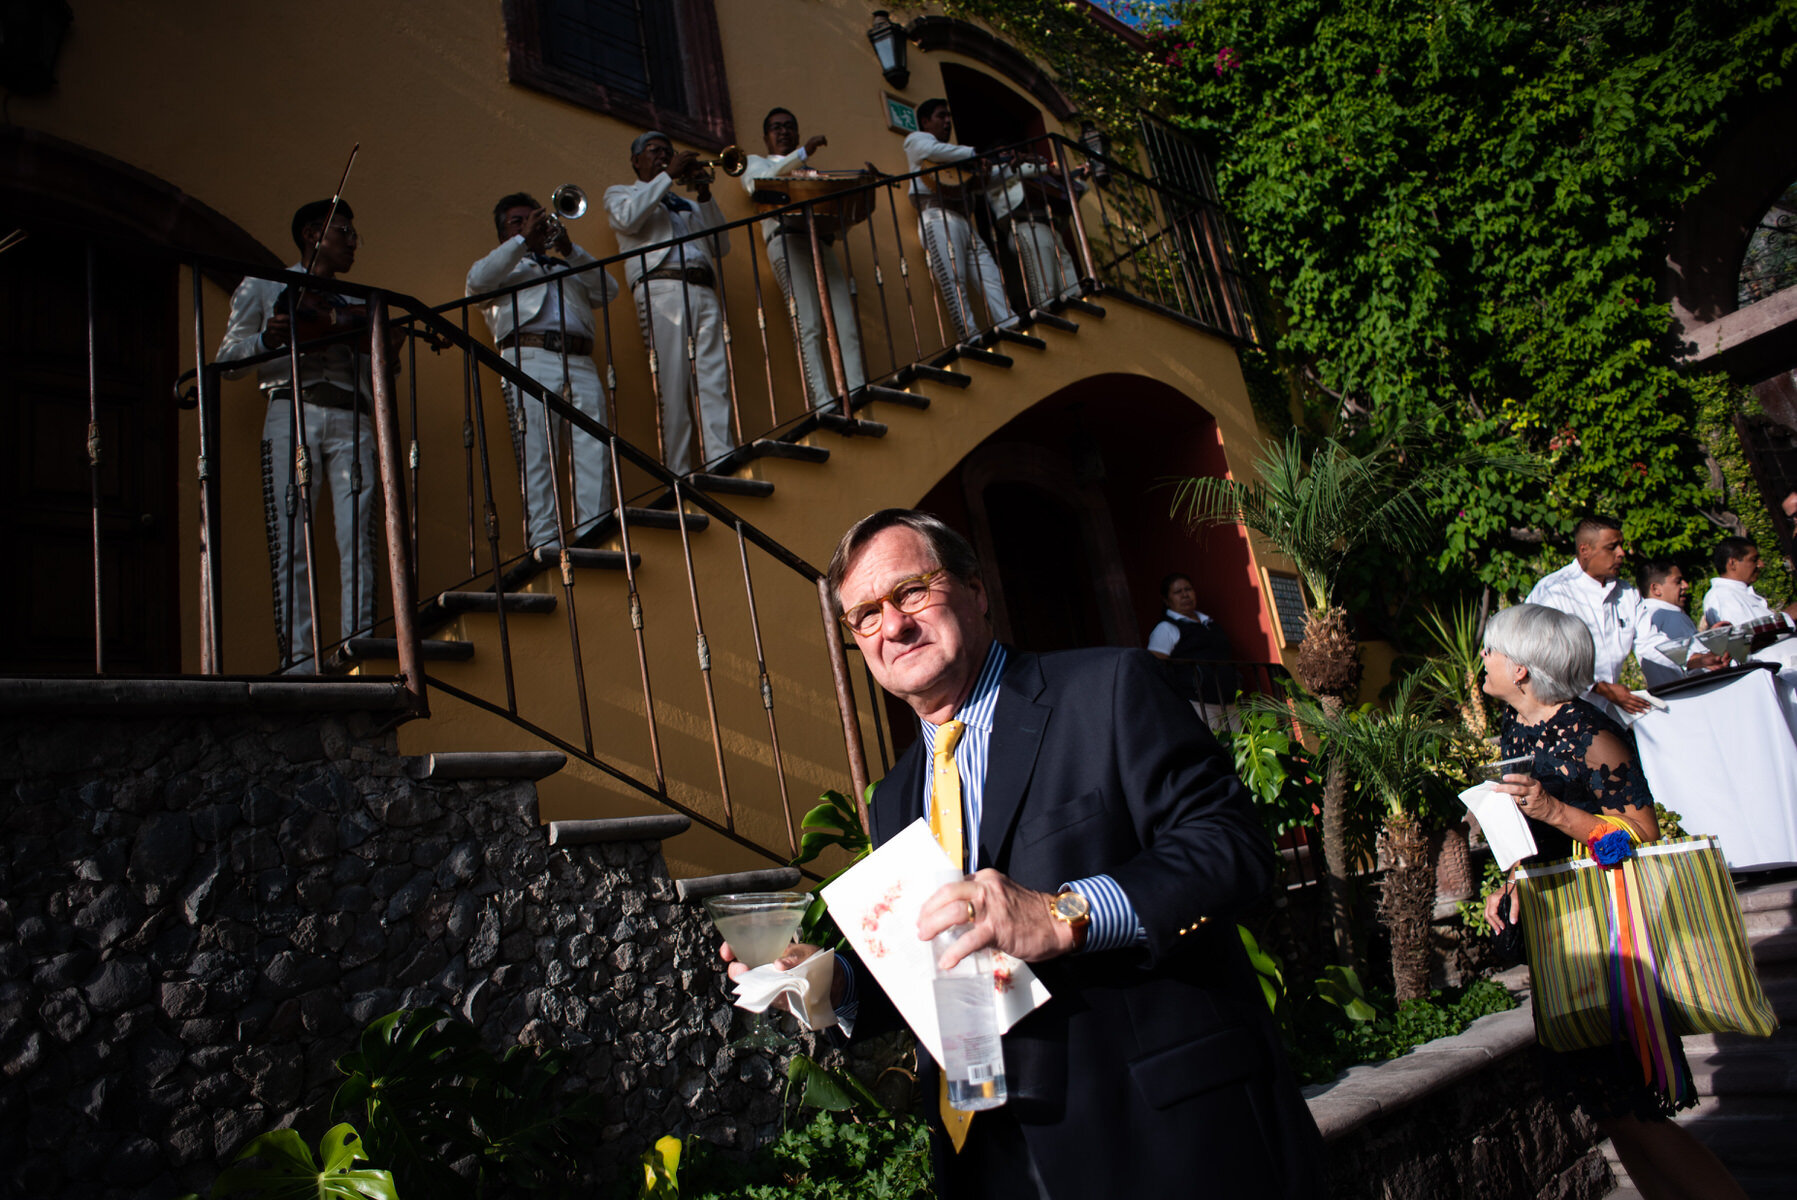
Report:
0,228,180,672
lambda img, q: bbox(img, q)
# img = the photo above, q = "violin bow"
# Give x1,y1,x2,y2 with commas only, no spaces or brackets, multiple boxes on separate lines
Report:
302,142,361,276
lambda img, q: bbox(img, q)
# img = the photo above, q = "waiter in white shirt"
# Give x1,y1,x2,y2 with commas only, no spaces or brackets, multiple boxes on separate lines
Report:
467,193,621,547
1703,537,1797,628
217,199,377,672
1524,515,1651,719
604,131,735,475
1635,560,1726,687
985,151,1085,311
903,98,1017,344
743,107,866,413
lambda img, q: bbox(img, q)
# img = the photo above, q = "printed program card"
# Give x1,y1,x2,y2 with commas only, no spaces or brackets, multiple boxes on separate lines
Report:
821,819,1051,1063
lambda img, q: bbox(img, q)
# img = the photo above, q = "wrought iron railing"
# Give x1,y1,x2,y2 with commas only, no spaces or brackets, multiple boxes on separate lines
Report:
27,130,1262,869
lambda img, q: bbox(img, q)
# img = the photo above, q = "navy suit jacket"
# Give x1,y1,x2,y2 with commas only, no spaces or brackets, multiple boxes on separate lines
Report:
862,646,1323,1199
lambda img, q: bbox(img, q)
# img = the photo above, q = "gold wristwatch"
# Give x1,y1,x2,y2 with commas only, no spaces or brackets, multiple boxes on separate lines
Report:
1050,889,1091,951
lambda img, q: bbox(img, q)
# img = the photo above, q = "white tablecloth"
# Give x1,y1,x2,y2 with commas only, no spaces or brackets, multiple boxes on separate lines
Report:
1750,636,1797,743
1634,665,1797,870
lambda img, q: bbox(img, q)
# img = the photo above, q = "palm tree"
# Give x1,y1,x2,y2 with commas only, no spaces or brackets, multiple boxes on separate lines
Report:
1259,675,1455,1001
1171,429,1434,967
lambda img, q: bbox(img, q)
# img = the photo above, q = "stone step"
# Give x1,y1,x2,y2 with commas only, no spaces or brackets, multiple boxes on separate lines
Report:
534,546,641,571
689,473,775,499
340,637,473,663
1759,972,1797,1021
1682,1030,1797,1096
1024,308,1078,333
745,437,831,465
895,363,971,389
1744,905,1795,936
857,384,929,409
674,867,803,902
1748,926,1797,965
1671,1094,1797,1170
409,750,567,782
991,326,1047,351
940,344,1013,369
815,412,887,438
622,506,709,533
1736,877,1797,915
436,590,558,615
548,814,691,845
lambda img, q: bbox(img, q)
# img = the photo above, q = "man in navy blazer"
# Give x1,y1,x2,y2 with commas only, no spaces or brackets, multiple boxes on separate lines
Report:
730,508,1322,1199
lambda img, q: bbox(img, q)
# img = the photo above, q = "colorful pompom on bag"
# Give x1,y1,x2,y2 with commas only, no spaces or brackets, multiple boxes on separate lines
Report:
1514,830,1778,1108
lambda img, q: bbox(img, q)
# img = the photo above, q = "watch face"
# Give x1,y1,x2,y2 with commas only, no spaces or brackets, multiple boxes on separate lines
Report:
1054,891,1090,923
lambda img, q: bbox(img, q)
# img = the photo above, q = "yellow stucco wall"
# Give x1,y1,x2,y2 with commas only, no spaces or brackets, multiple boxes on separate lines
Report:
11,1,1299,878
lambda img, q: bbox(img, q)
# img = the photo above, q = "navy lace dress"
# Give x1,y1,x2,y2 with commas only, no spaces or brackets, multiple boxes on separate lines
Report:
1499,698,1695,1121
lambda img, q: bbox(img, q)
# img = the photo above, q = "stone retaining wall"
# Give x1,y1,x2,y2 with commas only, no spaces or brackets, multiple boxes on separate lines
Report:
1314,994,1612,1200
0,694,781,1199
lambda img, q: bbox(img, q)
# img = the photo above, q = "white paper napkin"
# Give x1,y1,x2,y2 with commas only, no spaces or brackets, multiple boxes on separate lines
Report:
1458,781,1539,872
730,947,839,1031
821,819,1052,1064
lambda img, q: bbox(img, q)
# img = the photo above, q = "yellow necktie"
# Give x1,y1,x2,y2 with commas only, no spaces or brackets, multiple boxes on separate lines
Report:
930,720,975,1153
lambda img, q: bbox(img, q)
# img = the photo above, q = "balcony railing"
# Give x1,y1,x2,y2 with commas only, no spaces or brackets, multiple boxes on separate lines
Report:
14,132,1263,868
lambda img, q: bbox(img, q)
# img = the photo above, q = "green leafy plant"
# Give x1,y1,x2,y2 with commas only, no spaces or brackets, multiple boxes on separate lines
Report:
636,1136,682,1200
791,787,874,949
333,1007,599,1199
1254,674,1457,1001
209,1124,397,1200
1314,964,1381,1025
1220,707,1321,841
673,1110,933,1200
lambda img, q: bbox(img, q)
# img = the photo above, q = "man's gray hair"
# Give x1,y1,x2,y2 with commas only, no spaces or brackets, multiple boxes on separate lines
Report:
825,509,980,603
1482,603,1595,705
630,130,671,156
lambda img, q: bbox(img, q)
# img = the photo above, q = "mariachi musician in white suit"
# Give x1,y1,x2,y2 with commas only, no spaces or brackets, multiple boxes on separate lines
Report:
743,107,867,413
604,131,736,476
467,193,620,547
903,98,1017,344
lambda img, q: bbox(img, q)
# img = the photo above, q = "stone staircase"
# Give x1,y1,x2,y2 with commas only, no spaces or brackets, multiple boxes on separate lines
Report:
1602,875,1797,1200
332,295,1119,885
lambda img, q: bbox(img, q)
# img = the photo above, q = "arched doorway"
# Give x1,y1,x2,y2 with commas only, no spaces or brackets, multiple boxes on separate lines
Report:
0,129,277,672
874,373,1274,754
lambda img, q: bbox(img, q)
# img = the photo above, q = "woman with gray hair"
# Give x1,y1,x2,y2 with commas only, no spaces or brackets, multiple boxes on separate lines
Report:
1480,604,1747,1200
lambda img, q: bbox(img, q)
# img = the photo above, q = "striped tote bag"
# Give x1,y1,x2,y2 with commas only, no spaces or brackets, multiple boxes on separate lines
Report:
1516,836,1777,1061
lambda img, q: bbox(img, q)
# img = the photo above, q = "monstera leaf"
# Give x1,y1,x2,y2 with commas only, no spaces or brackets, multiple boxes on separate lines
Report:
210,1124,397,1200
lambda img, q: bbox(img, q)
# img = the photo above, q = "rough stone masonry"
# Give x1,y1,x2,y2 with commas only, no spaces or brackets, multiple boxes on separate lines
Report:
0,693,785,1199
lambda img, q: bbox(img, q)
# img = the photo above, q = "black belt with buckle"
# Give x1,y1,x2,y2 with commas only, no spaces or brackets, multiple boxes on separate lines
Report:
499,331,595,356
268,383,369,415
636,265,716,289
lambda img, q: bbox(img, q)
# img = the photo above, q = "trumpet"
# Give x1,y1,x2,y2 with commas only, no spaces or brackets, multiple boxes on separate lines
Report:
678,145,749,188
540,183,587,244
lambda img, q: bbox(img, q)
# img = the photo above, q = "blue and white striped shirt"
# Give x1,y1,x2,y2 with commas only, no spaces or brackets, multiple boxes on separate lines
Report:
919,643,1145,953
836,643,1147,1028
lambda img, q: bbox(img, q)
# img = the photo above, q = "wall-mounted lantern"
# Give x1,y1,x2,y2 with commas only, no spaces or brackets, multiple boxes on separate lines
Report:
868,10,910,90
0,0,73,96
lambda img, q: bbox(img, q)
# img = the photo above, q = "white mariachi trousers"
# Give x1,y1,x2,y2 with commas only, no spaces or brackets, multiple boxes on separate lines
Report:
502,345,613,547
633,278,736,475
765,229,865,411
917,206,1014,344
1005,217,1081,310
259,390,378,672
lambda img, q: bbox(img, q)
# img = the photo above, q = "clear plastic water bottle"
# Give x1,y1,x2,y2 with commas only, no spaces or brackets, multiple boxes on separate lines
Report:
931,924,1008,1110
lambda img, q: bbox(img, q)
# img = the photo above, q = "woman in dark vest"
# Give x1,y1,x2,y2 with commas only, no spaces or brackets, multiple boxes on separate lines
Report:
1147,572,1240,730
